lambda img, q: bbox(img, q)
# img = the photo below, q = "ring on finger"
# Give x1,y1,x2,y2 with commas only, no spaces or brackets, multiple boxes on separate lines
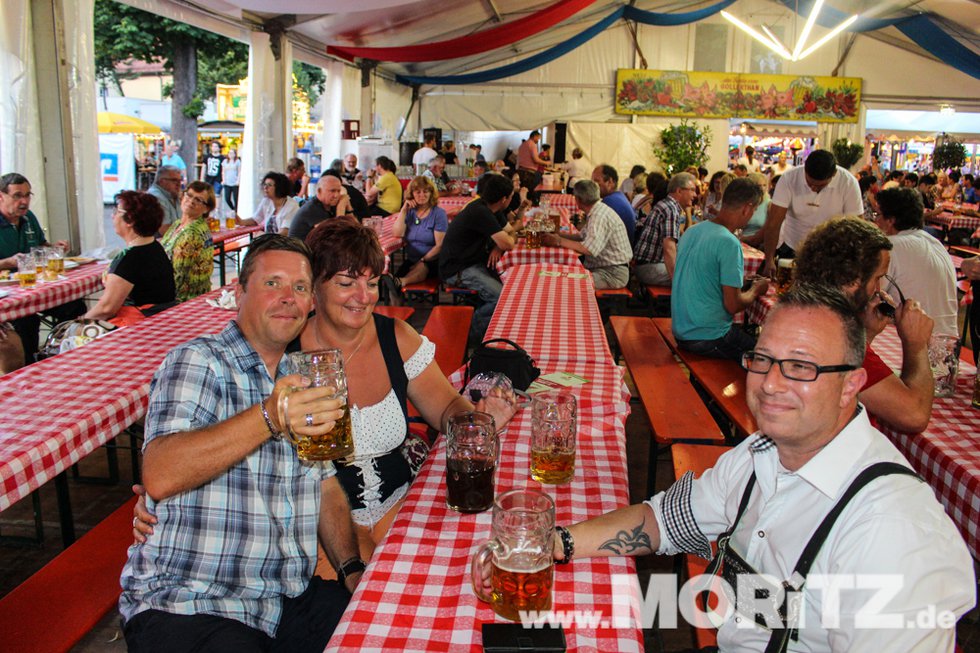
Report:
305,413,314,427
133,516,138,527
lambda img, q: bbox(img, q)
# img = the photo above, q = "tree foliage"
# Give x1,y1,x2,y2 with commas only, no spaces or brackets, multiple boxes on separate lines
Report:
831,138,864,171
932,137,968,172
653,119,712,176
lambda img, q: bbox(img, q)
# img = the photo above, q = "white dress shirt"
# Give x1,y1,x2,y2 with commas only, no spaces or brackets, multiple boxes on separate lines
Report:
772,165,863,251
647,407,975,652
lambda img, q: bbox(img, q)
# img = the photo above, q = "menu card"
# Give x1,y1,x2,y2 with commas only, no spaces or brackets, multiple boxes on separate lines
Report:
527,371,590,394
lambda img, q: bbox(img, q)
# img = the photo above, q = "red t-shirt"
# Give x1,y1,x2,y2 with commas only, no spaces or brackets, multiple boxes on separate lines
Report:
861,345,894,391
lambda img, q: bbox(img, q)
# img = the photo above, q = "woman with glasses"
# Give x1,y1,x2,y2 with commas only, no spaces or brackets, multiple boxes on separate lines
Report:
387,176,448,292
237,171,299,236
160,181,215,301
84,191,176,325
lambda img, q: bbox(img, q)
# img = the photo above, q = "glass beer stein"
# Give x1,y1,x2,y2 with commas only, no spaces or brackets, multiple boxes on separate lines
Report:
278,349,353,461
472,490,556,621
530,391,577,485
446,412,498,513
774,258,794,296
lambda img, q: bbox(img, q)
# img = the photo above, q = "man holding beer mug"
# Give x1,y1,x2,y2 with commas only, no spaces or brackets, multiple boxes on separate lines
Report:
474,285,974,651
120,234,364,653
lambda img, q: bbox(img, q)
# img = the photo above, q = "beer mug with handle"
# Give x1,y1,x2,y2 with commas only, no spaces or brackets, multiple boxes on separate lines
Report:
472,489,556,621
446,411,498,513
530,391,576,484
278,348,353,461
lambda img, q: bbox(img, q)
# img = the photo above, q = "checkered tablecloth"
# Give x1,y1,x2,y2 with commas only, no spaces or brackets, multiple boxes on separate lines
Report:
869,327,980,560
928,211,980,232
439,194,579,218
495,244,583,278
211,223,263,244
328,347,641,651
0,262,107,322
744,287,777,325
0,288,236,512
742,242,764,278
486,264,612,365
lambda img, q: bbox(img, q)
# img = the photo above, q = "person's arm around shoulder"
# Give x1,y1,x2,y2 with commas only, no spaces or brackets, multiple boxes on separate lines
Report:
859,299,934,433
83,273,134,320
722,277,769,315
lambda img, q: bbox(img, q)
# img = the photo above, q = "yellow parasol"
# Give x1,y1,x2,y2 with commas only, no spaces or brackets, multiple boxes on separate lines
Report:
97,112,163,135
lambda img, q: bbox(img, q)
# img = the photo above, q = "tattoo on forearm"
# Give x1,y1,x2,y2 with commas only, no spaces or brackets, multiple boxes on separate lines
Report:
597,519,653,555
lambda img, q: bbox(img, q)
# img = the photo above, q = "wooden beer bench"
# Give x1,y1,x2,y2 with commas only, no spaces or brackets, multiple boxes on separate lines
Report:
609,316,726,496
0,497,138,653
653,317,757,439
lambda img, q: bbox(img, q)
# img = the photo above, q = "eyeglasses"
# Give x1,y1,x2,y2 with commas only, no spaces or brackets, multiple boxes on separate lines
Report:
741,351,857,382
183,193,210,209
3,191,34,201
875,274,906,319
262,182,276,188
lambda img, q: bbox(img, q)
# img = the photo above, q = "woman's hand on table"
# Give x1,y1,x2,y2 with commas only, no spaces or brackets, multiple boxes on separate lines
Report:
131,484,157,544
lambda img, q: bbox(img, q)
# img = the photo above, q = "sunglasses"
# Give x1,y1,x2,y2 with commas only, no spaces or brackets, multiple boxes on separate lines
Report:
874,274,906,319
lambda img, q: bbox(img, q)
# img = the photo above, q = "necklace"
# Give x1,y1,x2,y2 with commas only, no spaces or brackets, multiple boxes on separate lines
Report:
314,321,367,364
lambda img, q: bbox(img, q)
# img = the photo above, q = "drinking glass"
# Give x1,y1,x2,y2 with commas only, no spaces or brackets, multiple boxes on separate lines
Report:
446,411,497,513
47,245,64,278
471,489,556,621
928,334,960,399
31,247,47,277
17,253,36,288
774,258,794,296
278,348,353,461
530,392,577,485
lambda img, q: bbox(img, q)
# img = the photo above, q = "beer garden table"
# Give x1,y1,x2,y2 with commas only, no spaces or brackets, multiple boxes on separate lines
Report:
494,244,583,278
211,224,263,286
327,263,644,652
0,261,108,322
0,288,236,544
871,327,980,560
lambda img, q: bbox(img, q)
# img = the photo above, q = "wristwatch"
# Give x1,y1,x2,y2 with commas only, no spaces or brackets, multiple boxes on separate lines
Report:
337,556,367,583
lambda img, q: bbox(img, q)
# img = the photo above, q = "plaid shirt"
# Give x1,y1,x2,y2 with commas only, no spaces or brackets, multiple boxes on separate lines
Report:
119,321,334,636
634,195,683,265
580,201,632,269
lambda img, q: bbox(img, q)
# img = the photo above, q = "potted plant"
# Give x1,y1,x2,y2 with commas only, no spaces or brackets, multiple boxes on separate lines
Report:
932,135,968,172
653,119,711,176
831,138,864,171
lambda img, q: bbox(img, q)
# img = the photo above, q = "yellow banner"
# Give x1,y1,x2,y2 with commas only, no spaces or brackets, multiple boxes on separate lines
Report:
615,70,861,123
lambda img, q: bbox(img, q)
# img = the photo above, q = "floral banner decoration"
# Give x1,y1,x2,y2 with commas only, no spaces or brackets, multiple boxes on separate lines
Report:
615,69,861,123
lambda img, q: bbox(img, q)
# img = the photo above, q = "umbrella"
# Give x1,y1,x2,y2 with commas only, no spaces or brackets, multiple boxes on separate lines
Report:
97,112,163,135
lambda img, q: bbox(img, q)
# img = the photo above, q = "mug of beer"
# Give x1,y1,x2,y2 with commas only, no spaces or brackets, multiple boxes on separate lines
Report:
47,245,65,278
530,392,576,485
278,348,353,461
17,253,37,288
471,489,556,621
774,258,794,296
928,334,960,398
446,412,498,513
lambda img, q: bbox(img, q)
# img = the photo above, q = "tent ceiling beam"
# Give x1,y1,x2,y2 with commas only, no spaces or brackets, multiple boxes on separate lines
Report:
481,0,503,23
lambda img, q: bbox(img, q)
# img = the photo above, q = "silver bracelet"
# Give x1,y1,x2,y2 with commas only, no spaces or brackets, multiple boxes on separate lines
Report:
260,399,283,440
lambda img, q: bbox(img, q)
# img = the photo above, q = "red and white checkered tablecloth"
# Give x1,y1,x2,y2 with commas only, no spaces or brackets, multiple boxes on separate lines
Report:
742,242,764,278
437,196,478,217
0,262,108,322
0,288,236,512
486,264,612,365
868,327,980,560
743,287,777,326
328,348,640,650
495,244,583,278
928,211,980,232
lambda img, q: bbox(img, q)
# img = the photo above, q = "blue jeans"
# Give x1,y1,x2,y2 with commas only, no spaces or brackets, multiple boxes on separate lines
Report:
456,264,503,341
677,324,756,361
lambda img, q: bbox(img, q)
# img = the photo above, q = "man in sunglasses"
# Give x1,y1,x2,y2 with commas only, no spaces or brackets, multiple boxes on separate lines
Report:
475,283,974,651
794,216,934,433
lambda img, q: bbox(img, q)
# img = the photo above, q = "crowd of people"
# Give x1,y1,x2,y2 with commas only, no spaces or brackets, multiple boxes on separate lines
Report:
1,130,978,651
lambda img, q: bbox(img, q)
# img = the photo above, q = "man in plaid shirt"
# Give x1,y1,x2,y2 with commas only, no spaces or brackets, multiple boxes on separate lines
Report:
120,235,362,653
633,172,698,287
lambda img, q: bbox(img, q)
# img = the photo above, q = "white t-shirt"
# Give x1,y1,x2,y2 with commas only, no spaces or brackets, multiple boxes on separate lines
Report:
253,197,300,234
412,146,439,166
886,228,959,336
772,165,863,250
563,158,590,188
737,156,762,173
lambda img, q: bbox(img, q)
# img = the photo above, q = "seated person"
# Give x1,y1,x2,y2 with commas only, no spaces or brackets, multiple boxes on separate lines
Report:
671,178,769,360
0,172,78,361
874,187,957,337
739,171,770,243
486,284,975,652
341,153,363,190
541,179,631,290
285,156,310,199
422,155,460,196
439,173,516,340
238,172,300,235
388,176,448,291
633,172,698,287
121,235,360,652
161,181,216,301
504,173,532,229
364,156,402,216
795,216,935,432
288,173,355,244
84,191,176,324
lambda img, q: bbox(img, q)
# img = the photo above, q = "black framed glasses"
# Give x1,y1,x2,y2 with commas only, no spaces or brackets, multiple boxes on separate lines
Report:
741,351,857,382
875,274,906,319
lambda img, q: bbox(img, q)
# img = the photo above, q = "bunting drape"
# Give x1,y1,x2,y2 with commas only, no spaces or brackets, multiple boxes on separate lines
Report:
326,0,598,63
394,0,737,86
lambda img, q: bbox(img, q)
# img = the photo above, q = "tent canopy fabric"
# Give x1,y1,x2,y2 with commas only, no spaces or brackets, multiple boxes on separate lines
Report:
96,112,164,134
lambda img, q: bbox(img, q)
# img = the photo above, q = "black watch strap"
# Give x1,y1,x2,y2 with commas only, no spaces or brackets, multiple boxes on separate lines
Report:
337,556,367,583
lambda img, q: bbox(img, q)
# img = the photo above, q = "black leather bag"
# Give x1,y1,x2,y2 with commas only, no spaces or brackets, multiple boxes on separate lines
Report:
465,338,540,391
